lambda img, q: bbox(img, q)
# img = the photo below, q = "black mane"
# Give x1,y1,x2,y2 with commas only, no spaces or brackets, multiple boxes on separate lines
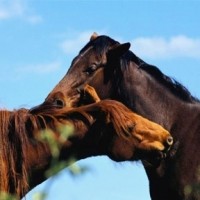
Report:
139,62,199,103
118,48,198,103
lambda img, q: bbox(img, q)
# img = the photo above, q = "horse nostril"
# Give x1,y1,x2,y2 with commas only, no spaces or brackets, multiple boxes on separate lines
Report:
166,136,173,146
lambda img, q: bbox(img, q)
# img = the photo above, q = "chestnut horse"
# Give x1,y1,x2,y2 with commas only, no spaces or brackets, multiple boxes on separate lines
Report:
0,87,172,198
46,33,200,200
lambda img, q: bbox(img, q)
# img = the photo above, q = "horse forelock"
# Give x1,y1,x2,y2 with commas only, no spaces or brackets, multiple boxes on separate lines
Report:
30,103,94,139
80,35,119,56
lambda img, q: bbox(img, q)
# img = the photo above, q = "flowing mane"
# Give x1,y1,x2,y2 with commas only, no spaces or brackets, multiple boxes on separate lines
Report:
0,105,94,197
0,109,30,197
114,46,198,103
138,63,199,103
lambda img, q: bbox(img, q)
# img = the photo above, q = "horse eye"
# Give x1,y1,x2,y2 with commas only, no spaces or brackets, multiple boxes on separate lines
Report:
54,99,65,108
84,64,97,75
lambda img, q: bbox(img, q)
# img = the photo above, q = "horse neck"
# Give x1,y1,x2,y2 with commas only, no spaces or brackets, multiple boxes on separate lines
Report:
27,145,51,192
117,64,198,134
117,64,200,199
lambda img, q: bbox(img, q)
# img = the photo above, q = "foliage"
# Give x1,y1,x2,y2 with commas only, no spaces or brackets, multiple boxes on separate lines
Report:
34,124,88,199
0,124,88,200
184,166,200,197
0,192,18,200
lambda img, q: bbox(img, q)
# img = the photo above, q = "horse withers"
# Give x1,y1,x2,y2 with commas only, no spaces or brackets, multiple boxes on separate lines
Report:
45,33,200,200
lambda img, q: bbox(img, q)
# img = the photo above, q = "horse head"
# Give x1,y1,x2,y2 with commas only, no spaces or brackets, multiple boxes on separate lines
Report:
45,33,132,107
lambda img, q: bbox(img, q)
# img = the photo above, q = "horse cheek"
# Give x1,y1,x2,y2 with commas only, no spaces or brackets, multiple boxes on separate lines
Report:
110,137,135,161
88,70,113,99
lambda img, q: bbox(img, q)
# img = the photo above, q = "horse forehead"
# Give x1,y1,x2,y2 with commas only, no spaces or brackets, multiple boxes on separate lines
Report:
71,46,94,67
72,47,104,68
80,46,93,57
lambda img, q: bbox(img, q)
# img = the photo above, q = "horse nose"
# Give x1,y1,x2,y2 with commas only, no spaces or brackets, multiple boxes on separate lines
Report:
166,136,173,146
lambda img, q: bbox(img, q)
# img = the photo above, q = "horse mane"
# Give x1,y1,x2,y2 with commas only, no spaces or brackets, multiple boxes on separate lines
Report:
138,62,199,103
106,37,199,103
33,103,133,140
0,109,30,197
0,104,96,197
30,104,94,130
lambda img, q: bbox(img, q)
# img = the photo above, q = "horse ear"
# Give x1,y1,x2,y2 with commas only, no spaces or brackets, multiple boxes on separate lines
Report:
104,43,131,78
90,32,98,41
108,42,131,58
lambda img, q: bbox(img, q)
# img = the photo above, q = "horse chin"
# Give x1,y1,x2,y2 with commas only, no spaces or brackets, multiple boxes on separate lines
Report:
135,150,167,168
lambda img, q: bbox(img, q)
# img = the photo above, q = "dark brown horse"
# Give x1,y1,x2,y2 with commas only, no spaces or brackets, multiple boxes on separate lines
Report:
0,88,172,198
46,33,200,200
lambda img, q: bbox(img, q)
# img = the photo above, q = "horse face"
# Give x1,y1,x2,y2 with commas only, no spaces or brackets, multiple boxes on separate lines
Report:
94,100,173,163
45,34,130,107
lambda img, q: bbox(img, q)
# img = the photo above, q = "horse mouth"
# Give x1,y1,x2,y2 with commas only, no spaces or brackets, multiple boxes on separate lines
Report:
141,141,179,167
141,151,167,167
130,143,171,167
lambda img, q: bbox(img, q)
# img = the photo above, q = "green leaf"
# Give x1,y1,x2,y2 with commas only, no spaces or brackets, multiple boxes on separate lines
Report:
0,192,18,200
32,192,47,200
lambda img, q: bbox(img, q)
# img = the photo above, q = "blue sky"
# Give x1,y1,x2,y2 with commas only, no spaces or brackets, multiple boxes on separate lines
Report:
0,1,200,200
